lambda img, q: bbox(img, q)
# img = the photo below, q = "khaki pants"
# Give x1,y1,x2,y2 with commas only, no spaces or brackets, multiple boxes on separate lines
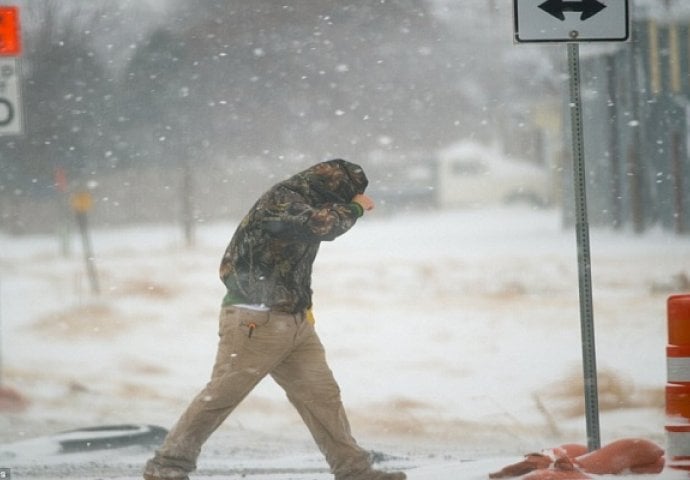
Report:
145,306,372,478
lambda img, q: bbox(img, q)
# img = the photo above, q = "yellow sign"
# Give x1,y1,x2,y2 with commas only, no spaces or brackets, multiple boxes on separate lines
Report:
70,191,93,213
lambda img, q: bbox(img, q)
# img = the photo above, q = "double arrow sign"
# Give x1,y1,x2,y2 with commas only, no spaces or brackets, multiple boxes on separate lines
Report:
514,0,629,43
538,0,606,21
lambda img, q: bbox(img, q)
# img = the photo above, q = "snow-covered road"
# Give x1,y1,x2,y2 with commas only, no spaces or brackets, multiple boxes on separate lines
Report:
1,206,688,478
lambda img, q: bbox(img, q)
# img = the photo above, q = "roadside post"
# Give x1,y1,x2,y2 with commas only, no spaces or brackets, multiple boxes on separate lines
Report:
71,189,100,295
513,0,630,451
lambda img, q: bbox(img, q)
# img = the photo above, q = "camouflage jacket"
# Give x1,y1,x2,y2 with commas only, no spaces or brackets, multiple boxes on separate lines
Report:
219,159,369,313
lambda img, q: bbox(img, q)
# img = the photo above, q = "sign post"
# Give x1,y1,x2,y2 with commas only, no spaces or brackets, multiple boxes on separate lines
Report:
513,0,630,451
566,41,600,451
71,190,100,295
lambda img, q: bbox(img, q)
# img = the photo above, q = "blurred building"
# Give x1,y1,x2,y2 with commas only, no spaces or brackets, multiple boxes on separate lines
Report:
562,0,690,233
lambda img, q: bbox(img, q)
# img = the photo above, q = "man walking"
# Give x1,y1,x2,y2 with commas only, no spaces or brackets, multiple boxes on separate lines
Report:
144,159,406,480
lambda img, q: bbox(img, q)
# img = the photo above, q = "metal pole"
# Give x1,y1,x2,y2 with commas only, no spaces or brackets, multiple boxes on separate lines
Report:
567,42,601,451
76,212,100,295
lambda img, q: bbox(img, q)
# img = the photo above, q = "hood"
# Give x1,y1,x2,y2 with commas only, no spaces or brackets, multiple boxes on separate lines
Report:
281,159,368,204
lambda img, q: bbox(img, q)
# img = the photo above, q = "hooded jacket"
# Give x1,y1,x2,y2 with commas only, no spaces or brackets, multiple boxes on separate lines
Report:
219,159,369,313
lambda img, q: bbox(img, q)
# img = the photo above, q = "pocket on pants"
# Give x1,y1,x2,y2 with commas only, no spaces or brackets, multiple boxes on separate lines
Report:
218,307,240,337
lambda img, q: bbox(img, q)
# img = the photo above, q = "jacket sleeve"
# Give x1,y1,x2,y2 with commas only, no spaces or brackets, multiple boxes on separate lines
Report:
259,190,364,242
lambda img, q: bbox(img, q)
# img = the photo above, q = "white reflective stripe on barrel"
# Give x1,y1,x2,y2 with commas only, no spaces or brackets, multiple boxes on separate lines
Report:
667,428,690,458
669,357,690,383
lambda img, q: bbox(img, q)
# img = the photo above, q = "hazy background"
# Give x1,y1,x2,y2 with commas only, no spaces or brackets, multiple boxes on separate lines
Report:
1,3,690,475
0,0,559,234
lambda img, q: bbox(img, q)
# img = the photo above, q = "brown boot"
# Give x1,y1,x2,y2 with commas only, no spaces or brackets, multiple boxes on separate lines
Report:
142,458,190,480
143,474,189,480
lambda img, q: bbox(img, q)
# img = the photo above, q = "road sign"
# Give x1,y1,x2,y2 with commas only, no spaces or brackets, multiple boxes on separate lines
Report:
513,0,630,453
514,0,629,43
71,191,94,213
0,6,20,56
0,57,22,135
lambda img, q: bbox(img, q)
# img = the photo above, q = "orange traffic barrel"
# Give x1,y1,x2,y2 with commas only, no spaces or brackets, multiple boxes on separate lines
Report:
667,294,690,469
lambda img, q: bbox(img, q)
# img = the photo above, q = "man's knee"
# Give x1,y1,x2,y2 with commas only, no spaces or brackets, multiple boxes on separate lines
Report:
290,378,342,404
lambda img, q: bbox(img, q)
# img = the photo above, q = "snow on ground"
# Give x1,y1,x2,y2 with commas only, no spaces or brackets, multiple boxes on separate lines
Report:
1,206,689,478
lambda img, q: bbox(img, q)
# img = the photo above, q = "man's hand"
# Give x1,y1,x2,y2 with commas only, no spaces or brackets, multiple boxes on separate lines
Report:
352,193,375,212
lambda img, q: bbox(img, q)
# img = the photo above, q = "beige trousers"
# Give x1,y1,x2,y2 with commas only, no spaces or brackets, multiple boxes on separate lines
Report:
145,306,372,478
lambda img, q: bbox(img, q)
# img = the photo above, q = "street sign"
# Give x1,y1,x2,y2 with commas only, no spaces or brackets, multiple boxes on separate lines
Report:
513,0,631,453
0,57,22,135
514,0,629,43
0,6,20,56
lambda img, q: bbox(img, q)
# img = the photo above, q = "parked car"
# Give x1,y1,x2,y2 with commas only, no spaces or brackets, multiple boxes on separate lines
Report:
436,141,551,208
